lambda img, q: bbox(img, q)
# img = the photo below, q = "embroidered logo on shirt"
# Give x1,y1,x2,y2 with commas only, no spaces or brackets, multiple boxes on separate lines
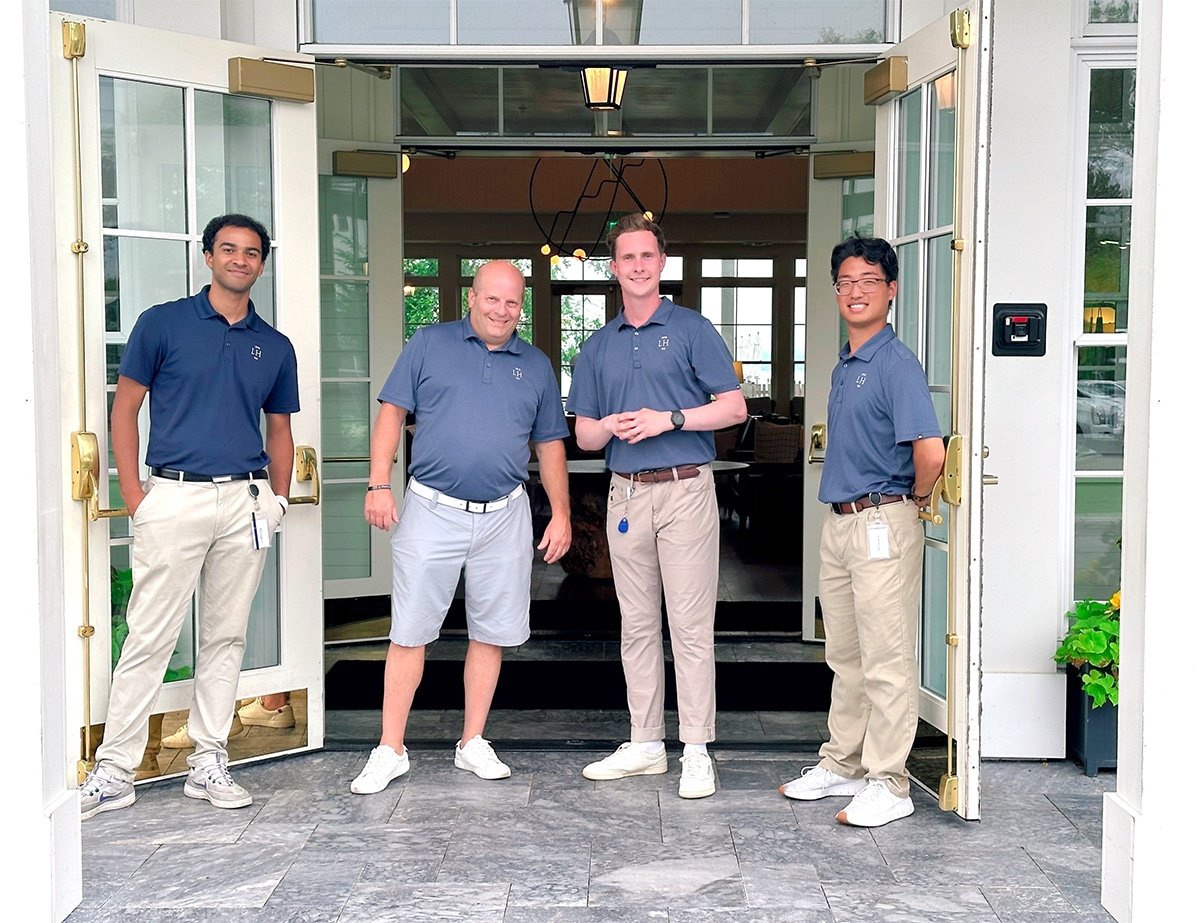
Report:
856,372,868,388
251,345,262,360
658,336,670,350
512,367,523,380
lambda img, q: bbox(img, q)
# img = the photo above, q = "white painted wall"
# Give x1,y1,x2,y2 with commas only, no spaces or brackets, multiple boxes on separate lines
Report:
978,0,1076,758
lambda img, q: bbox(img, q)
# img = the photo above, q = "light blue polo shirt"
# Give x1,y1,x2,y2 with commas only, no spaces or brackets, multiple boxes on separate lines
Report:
118,286,299,475
818,324,941,503
567,298,739,472
378,316,567,501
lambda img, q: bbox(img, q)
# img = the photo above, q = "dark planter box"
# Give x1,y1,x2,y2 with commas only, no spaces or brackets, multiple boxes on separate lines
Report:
1065,665,1118,776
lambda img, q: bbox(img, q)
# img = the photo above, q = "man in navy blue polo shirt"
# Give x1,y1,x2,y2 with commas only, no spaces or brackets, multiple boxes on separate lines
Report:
779,235,944,828
350,260,570,794
80,214,298,819
567,214,746,800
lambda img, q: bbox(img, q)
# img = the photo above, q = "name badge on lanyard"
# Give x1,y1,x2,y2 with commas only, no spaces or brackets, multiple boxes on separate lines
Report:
866,513,891,561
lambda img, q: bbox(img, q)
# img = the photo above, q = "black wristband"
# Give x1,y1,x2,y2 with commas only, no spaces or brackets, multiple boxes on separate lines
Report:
366,484,392,492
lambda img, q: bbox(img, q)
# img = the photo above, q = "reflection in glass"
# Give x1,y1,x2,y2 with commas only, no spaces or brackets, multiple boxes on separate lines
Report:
503,68,596,136
712,68,813,135
459,0,586,44
750,0,886,43
1088,69,1135,199
100,77,186,233
929,72,956,230
321,280,370,378
897,89,921,238
195,91,273,230
841,177,875,239
399,68,499,137
322,381,371,464
312,0,449,43
1076,346,1126,470
618,0,741,44
621,68,708,136
926,234,952,386
319,176,368,277
324,484,372,580
104,237,189,336
895,241,918,350
1083,205,1130,333
921,546,948,696
1074,477,1122,602
1088,1,1138,24
243,546,280,670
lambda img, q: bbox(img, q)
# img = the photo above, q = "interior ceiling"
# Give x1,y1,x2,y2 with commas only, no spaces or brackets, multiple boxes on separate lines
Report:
394,64,818,148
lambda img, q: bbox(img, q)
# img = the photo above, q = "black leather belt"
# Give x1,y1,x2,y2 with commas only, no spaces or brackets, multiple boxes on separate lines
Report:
613,465,702,484
151,467,268,483
830,493,912,515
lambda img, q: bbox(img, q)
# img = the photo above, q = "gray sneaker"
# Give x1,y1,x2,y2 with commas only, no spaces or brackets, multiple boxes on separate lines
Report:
80,765,135,820
184,757,252,809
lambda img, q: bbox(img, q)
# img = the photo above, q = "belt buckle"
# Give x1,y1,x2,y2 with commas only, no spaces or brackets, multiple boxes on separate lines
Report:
467,500,486,513
212,475,233,483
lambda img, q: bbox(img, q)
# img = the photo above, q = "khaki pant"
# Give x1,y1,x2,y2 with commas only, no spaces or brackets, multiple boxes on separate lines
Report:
606,466,719,745
95,476,279,780
817,499,924,798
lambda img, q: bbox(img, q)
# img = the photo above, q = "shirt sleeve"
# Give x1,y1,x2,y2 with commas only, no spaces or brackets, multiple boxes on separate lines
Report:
117,307,165,387
691,317,740,395
378,330,423,412
530,354,569,443
263,336,300,414
890,354,942,444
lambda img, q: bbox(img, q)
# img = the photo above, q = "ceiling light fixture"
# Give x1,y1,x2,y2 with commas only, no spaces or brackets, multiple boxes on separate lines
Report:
580,66,628,110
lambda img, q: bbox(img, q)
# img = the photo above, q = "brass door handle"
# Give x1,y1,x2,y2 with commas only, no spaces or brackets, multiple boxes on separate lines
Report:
72,431,128,520
808,423,827,464
288,445,320,506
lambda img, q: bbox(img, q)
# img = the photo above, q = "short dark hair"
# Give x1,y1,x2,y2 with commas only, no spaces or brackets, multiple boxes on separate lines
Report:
606,213,667,257
830,235,897,283
202,214,272,260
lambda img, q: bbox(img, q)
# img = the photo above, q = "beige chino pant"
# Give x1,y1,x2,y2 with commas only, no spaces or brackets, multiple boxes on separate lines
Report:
606,465,719,745
95,476,279,780
817,498,924,798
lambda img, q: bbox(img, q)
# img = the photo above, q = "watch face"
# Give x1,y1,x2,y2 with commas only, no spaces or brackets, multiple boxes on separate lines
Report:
672,410,685,429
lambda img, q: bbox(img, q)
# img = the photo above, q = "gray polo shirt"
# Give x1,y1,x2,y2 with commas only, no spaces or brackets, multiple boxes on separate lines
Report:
818,324,941,503
567,298,739,472
378,316,567,501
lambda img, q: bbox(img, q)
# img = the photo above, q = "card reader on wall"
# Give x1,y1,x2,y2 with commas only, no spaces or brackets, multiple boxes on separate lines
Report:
992,303,1047,356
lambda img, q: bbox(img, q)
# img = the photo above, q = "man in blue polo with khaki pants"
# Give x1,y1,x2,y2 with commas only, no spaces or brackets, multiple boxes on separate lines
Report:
779,235,944,827
568,214,746,799
80,214,297,819
350,261,570,794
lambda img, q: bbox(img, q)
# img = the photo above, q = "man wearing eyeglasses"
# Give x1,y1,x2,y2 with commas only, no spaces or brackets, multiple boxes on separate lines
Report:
778,235,944,827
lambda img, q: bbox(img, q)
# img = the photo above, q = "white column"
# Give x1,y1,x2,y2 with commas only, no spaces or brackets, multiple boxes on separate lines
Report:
1102,1,1193,919
7,3,82,919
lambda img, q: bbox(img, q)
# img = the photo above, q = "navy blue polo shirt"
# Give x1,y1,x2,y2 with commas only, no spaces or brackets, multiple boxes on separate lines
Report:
567,298,739,472
818,324,941,503
118,286,300,476
378,316,567,501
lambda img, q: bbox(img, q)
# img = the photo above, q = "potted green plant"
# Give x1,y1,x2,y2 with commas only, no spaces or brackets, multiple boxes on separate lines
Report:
1053,591,1119,775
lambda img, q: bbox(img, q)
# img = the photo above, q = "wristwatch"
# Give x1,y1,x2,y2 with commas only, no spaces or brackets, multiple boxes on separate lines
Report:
671,409,685,431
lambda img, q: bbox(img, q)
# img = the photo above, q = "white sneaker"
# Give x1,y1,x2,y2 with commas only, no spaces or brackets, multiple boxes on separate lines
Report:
351,744,410,794
454,736,511,780
678,752,716,799
779,765,867,801
79,765,135,820
183,757,252,809
836,779,914,827
582,742,669,781
161,723,193,749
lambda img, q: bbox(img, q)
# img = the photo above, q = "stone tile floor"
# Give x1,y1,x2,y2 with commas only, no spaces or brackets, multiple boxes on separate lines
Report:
68,747,1116,922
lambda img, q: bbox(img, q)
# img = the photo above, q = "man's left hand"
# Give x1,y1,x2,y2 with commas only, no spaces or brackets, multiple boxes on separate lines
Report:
537,513,572,563
616,408,673,444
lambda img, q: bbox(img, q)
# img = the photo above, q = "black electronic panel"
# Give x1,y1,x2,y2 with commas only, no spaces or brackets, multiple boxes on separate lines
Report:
992,303,1047,356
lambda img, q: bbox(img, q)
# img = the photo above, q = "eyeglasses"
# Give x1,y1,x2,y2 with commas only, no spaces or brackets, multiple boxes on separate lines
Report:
833,278,887,296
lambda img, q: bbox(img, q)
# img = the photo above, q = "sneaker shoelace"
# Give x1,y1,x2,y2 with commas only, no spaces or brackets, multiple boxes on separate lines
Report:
200,760,236,787
681,753,710,775
466,739,502,766
81,771,112,796
366,747,397,772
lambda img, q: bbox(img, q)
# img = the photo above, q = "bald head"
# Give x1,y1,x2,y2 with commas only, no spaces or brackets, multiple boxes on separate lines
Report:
467,261,525,349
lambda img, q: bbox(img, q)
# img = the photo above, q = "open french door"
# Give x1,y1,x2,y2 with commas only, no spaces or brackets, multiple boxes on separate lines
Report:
51,13,324,781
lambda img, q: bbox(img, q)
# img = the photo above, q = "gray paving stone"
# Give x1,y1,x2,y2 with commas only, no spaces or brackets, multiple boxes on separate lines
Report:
590,840,744,909
822,883,998,921
339,881,509,922
980,886,1077,914
880,845,1055,888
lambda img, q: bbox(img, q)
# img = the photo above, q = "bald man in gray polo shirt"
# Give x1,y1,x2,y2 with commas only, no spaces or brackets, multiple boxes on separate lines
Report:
350,261,570,793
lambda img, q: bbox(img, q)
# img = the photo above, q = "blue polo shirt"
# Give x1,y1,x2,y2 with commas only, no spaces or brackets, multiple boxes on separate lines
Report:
378,316,567,501
818,325,941,503
567,298,739,472
118,286,300,476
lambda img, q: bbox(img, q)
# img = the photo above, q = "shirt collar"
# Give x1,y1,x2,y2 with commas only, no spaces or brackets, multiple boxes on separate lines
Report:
617,296,674,330
839,324,896,362
195,285,262,330
460,313,524,354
